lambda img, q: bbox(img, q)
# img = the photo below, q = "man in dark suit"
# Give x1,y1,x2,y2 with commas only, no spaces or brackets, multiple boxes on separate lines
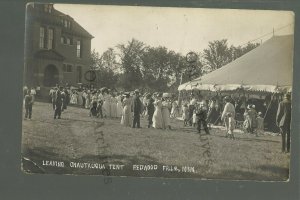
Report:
54,86,64,119
147,96,155,128
132,89,142,128
276,93,292,153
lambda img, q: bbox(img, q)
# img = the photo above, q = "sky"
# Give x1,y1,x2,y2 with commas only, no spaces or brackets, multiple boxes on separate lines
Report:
54,4,294,55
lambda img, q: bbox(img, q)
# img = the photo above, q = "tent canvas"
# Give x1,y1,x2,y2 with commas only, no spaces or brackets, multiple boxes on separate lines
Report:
178,35,294,93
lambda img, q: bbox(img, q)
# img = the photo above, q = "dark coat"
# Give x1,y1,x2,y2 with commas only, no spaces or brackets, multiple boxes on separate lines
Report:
55,90,63,105
147,99,155,116
276,98,291,128
132,95,142,115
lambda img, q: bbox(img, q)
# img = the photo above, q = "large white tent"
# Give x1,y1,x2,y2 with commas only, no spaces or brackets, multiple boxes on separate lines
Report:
178,35,294,93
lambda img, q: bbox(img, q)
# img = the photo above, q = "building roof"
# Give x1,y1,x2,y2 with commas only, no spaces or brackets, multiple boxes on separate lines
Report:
178,35,294,93
53,7,94,39
27,3,94,39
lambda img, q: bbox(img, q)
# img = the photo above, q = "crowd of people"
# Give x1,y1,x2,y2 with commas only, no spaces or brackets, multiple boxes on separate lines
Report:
23,85,291,153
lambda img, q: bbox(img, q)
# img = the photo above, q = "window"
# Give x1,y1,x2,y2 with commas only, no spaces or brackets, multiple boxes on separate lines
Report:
61,18,71,29
44,4,52,13
48,28,54,49
60,36,64,44
39,27,45,49
76,40,81,58
64,20,68,28
63,64,73,73
67,65,72,72
66,38,71,45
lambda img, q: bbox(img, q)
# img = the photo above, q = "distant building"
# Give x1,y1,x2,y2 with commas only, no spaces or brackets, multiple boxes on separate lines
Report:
24,3,93,96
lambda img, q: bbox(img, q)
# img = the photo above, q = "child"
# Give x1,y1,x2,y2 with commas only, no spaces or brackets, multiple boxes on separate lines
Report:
256,112,264,136
227,112,235,139
182,103,189,126
97,100,103,118
89,101,98,117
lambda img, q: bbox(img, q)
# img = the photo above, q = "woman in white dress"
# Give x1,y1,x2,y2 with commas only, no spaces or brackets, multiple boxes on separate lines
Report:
161,98,171,129
102,91,111,118
121,93,132,127
70,91,78,105
170,100,179,118
152,94,163,129
110,94,118,118
85,90,91,109
116,95,123,118
77,90,83,106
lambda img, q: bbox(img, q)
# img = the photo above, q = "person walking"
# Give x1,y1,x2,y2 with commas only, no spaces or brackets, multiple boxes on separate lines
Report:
54,86,63,119
276,93,292,153
221,96,236,137
24,90,34,120
49,87,57,110
132,89,142,128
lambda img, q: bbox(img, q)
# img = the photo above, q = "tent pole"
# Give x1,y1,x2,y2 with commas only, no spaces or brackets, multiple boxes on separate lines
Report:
263,92,276,120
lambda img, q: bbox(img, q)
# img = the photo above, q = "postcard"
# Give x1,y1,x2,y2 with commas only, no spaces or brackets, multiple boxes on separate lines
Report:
22,3,294,180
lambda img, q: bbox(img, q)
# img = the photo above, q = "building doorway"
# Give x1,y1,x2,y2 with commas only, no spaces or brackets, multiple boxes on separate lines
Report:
44,64,59,87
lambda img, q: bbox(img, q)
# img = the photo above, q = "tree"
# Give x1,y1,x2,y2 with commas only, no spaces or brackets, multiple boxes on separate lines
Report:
202,39,260,72
202,39,232,71
116,39,145,90
229,42,260,61
89,49,119,88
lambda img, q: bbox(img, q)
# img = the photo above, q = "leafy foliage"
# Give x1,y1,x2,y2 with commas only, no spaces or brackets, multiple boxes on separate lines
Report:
89,38,259,92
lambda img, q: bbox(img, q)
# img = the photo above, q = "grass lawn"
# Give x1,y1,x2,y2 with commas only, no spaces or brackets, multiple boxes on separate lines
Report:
21,101,289,181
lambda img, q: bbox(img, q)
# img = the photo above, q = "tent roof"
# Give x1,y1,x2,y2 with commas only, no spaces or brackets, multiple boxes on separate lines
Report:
179,35,294,93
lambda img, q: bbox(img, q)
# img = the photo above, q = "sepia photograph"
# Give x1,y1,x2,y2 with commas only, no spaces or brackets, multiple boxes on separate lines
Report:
21,3,294,181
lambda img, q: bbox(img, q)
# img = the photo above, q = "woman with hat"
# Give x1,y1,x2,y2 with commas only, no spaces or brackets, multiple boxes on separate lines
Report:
152,93,163,129
110,93,118,118
162,96,172,129
102,89,112,118
116,93,123,118
121,92,132,127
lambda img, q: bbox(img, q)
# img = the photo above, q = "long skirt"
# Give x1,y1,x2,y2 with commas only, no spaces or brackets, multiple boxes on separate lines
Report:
153,108,163,129
161,108,171,129
116,102,123,118
111,103,118,118
85,97,90,109
171,107,179,118
121,106,131,127
77,95,83,106
103,101,111,118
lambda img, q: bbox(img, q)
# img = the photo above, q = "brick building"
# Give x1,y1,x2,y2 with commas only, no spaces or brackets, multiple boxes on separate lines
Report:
24,3,93,96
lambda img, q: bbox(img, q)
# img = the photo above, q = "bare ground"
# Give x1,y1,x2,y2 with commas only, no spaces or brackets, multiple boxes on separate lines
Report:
21,102,289,181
